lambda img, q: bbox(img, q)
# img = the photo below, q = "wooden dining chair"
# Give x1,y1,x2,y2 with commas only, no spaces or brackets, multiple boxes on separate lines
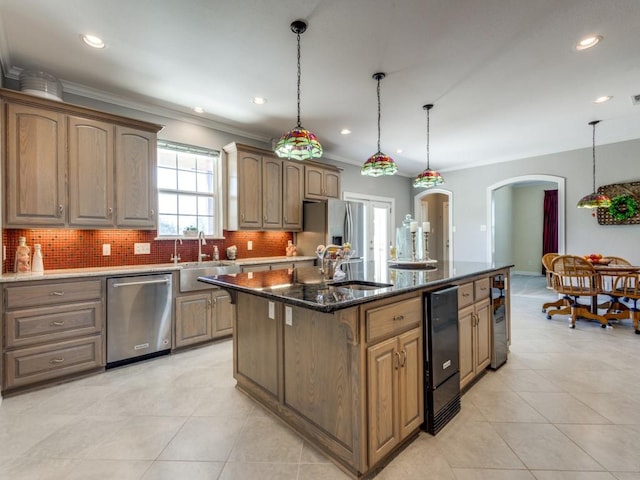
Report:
599,256,632,317
541,253,571,318
605,270,640,334
550,255,609,329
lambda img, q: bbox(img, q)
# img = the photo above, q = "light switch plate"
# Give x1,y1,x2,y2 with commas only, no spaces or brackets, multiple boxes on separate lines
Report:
268,301,275,319
102,244,111,256
134,242,150,254
247,240,253,250
285,306,293,326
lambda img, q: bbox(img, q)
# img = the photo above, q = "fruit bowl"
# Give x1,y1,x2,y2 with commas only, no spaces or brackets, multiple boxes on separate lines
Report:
584,254,612,265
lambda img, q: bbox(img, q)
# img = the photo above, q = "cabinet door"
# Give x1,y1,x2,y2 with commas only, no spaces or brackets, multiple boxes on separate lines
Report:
5,103,66,226
235,293,279,396
397,328,423,440
212,291,234,338
367,336,399,466
175,293,212,348
282,161,303,230
304,165,325,199
68,116,114,226
474,298,492,372
458,304,475,390
324,170,341,199
262,156,282,228
238,151,263,228
115,126,156,228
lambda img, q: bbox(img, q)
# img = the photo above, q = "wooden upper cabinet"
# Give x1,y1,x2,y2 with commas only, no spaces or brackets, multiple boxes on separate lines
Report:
304,164,341,200
115,126,156,228
224,142,309,231
68,116,114,227
5,103,66,226
262,155,282,229
2,88,161,229
283,161,303,230
237,149,263,229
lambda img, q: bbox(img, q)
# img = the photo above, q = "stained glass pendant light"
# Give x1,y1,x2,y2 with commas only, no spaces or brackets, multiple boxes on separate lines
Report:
274,20,322,161
413,104,444,188
577,120,611,209
361,73,398,176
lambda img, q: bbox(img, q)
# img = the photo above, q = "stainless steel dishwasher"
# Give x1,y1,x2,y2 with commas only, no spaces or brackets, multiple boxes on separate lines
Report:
107,273,172,366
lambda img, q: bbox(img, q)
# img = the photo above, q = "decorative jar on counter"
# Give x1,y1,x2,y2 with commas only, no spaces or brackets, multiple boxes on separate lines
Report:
15,237,31,274
32,244,44,275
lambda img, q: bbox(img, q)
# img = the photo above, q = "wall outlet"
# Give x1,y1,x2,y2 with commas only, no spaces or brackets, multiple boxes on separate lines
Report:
247,240,253,250
134,242,150,254
480,224,487,232
102,244,111,256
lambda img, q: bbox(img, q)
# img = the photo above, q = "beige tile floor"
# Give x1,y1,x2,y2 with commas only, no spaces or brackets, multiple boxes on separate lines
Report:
1,274,640,479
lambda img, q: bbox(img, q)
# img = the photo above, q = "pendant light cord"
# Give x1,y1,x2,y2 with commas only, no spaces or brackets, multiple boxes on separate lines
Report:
376,76,381,152
426,107,431,169
296,31,302,128
591,121,596,192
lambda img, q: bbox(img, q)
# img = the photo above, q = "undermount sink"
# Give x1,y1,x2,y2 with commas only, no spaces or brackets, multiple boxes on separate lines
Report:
325,280,393,291
179,261,240,292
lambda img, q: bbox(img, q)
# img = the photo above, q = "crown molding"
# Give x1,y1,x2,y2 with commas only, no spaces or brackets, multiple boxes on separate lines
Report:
60,79,272,143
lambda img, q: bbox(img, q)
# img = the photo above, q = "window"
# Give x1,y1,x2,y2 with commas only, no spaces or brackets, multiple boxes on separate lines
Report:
157,141,221,237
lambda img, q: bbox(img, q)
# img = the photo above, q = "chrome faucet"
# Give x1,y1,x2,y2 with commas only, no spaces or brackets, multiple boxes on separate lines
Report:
318,244,341,279
198,231,210,263
171,238,182,264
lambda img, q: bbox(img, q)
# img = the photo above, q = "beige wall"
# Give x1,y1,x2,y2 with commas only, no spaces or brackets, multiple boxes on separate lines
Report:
442,138,640,265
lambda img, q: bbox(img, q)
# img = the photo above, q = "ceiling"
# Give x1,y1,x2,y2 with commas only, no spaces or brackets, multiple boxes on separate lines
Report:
1,0,640,176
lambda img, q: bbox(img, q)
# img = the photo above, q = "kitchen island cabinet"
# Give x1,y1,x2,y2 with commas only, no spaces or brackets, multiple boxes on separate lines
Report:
200,261,511,478
457,278,492,390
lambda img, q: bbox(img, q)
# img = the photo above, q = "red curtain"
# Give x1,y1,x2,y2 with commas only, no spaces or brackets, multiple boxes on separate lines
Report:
542,189,558,273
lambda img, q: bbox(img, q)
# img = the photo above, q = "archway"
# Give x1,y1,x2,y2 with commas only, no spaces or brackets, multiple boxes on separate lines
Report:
414,188,454,263
486,174,565,266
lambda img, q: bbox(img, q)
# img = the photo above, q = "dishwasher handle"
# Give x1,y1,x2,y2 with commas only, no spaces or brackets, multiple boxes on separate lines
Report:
112,278,170,288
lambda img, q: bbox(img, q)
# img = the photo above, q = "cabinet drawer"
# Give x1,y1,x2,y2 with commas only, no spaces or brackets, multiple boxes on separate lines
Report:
5,280,102,309
474,278,490,301
4,335,103,389
5,301,103,349
457,282,474,309
366,297,421,343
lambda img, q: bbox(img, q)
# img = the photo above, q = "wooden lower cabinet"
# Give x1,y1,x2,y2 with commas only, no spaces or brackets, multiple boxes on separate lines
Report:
368,327,423,466
458,283,491,390
2,279,105,393
175,290,234,348
5,336,103,389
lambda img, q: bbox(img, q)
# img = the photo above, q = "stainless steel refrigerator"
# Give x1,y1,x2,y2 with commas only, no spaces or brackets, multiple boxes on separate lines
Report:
296,199,365,258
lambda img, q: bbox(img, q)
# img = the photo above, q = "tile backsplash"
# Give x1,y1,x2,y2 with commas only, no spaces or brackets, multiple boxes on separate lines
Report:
2,229,294,273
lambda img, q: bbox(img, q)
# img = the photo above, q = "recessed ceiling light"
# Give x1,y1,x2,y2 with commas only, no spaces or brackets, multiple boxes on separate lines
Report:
396,149,403,154
81,34,105,49
594,95,612,104
252,97,267,105
193,106,204,113
576,35,602,51
340,128,351,135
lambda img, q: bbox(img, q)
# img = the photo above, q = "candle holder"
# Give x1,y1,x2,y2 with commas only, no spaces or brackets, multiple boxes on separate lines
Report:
423,231,430,260
410,231,417,262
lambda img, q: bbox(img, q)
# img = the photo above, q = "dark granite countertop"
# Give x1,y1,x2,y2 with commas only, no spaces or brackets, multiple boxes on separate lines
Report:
198,260,512,313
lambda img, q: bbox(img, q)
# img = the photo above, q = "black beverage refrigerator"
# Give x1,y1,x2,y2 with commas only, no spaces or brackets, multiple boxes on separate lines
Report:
423,285,461,434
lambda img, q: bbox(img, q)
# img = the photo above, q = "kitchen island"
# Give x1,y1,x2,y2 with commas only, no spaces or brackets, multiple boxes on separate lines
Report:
199,261,511,479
